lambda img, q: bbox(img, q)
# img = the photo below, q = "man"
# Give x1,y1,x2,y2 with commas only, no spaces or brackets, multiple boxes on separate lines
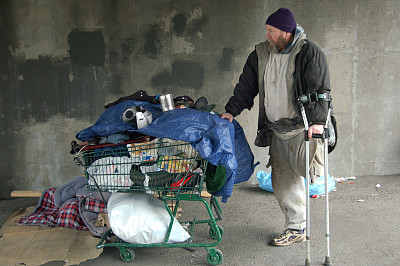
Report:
221,7,331,246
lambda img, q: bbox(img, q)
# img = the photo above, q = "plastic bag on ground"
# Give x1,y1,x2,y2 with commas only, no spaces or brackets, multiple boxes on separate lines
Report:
256,170,274,193
107,193,190,244
257,170,335,196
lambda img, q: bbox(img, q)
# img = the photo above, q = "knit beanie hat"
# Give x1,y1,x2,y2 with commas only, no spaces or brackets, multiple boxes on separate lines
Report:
265,8,296,33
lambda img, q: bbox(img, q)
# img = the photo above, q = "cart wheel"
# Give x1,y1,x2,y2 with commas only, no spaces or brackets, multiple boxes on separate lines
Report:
119,247,135,262
209,225,224,240
207,249,223,265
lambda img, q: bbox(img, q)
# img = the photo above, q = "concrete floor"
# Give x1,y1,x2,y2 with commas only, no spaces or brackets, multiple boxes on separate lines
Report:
1,175,399,266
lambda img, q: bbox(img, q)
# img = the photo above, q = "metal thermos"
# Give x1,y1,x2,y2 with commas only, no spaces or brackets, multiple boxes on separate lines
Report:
159,94,174,112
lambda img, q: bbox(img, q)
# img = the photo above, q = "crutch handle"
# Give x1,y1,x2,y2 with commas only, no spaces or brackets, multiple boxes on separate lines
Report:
311,133,324,139
305,130,325,140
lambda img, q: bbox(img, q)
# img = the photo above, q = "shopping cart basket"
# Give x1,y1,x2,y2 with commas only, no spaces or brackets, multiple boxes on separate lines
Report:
74,138,224,265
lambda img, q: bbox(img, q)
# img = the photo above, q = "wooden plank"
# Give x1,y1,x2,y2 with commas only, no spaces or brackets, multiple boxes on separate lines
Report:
11,191,42,198
11,190,211,198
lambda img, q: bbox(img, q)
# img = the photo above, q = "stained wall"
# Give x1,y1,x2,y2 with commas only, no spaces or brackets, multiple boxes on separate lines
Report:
1,0,399,198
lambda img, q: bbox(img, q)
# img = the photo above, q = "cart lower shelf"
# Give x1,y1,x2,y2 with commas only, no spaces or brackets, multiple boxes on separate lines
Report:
97,193,224,265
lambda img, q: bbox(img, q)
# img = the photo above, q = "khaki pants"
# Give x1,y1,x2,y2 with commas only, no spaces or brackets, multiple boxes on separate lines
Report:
269,132,324,230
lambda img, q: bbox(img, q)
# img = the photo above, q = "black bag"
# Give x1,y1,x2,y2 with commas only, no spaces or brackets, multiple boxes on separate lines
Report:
327,114,337,153
254,125,274,147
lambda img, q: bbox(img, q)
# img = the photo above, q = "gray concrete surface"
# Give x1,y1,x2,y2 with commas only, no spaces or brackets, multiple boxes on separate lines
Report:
1,0,400,199
2,175,399,266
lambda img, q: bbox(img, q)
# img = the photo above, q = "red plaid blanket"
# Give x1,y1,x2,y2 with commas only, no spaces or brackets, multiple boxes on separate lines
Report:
17,187,106,230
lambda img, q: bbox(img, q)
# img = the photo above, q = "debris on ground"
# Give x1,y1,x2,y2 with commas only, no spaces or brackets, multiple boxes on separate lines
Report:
333,176,356,183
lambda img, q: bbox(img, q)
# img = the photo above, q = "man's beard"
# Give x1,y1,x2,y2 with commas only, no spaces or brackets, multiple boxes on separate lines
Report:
267,36,289,53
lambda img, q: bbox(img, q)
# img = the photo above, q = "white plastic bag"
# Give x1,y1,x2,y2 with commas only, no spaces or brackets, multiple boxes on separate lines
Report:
86,156,133,191
108,193,190,244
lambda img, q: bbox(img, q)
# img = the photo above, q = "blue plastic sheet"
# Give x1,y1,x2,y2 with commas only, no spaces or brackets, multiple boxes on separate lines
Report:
257,170,335,196
256,171,274,193
76,100,256,202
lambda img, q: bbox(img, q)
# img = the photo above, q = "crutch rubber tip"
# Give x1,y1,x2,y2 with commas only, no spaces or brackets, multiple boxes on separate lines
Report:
324,256,331,265
305,258,311,266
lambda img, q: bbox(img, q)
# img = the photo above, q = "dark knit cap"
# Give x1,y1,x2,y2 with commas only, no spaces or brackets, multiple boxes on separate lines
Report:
265,8,296,33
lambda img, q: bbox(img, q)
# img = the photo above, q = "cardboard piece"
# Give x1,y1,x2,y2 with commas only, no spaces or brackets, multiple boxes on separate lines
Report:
0,207,103,265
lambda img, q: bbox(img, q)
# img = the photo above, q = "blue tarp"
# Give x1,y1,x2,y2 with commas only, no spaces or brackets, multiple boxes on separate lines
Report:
76,100,256,202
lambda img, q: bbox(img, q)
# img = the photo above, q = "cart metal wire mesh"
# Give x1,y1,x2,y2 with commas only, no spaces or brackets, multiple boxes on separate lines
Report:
74,137,223,265
81,139,207,194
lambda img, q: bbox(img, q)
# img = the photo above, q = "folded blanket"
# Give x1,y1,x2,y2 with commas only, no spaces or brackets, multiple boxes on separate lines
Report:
53,176,87,208
76,186,110,237
17,184,109,236
17,188,87,231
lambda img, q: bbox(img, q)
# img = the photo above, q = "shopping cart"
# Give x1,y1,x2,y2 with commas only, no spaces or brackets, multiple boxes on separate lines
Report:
74,138,224,265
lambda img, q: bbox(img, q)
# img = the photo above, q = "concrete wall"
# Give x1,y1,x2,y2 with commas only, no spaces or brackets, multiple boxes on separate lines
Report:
1,0,399,198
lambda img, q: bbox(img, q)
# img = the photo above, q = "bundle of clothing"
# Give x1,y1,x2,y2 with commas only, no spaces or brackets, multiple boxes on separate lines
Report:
17,176,111,237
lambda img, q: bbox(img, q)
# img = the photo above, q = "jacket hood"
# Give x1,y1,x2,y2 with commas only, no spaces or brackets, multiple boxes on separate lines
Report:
280,24,306,54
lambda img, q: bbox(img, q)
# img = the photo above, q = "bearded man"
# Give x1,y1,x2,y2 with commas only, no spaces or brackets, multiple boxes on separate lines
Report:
221,7,331,246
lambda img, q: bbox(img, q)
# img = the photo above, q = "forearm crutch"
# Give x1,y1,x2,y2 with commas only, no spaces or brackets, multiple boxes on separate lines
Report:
323,108,332,266
299,104,332,266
